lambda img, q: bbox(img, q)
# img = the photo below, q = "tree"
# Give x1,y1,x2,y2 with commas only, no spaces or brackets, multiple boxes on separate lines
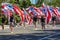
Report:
0,0,3,14
47,0,60,7
36,0,44,7
26,0,32,7
0,0,2,24
9,0,15,3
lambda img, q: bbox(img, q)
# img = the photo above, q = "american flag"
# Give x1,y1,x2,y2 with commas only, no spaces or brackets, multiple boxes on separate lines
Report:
23,8,33,24
53,7,60,19
1,3,9,8
1,3,12,16
46,6,51,24
33,6,42,16
6,4,14,12
12,4,25,22
26,6,40,17
41,4,51,24
41,3,46,8
2,8,8,15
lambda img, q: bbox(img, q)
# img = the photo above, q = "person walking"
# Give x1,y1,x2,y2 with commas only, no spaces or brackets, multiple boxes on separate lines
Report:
10,15,14,33
40,14,46,30
33,15,38,30
52,14,56,27
1,15,6,30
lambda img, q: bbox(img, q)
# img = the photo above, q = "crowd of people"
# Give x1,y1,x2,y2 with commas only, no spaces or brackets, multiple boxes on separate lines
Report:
1,14,57,33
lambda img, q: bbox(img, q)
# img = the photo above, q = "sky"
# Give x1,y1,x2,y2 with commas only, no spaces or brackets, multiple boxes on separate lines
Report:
30,0,38,4
30,0,51,4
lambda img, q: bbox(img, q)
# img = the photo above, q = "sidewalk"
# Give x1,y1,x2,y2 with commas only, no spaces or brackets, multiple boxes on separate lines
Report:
0,25,9,30
0,24,60,30
0,24,60,35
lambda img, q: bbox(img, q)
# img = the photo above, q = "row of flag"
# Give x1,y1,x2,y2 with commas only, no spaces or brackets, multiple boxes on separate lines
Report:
1,3,32,24
1,3,60,25
26,3,60,24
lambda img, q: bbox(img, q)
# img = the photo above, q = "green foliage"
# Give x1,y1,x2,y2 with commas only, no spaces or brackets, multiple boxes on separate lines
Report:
9,0,15,3
36,0,44,7
20,0,32,8
13,13,21,23
26,0,32,7
47,0,60,7
0,0,3,24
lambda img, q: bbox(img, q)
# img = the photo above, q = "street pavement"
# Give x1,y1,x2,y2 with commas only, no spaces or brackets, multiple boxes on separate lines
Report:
0,24,60,40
